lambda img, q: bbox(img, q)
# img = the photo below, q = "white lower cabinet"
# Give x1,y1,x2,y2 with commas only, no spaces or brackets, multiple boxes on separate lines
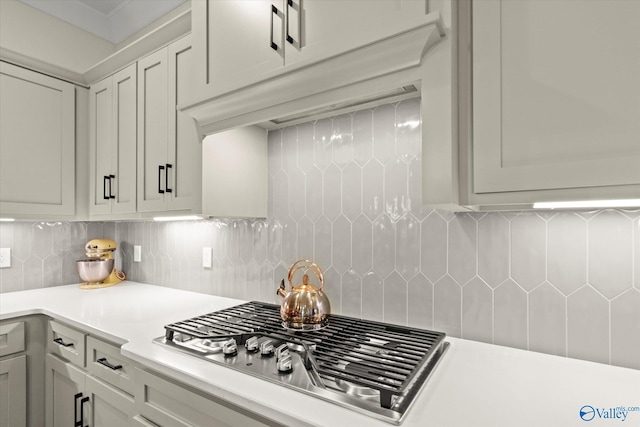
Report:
45,354,137,427
45,354,86,427
134,368,275,427
0,355,26,427
45,320,138,427
20,317,283,427
0,317,45,427
85,374,136,427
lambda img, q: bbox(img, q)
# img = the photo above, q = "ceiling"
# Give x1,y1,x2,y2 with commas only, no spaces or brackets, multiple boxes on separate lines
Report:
18,0,186,44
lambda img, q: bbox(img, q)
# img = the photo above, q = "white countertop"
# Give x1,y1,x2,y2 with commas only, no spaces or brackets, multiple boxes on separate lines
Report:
1,281,639,427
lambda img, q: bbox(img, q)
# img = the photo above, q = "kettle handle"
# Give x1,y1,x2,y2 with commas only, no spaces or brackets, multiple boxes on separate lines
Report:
287,260,324,290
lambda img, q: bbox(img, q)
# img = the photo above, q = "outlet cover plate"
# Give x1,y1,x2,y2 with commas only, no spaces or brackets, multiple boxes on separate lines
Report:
203,247,212,269
0,248,11,268
134,245,142,262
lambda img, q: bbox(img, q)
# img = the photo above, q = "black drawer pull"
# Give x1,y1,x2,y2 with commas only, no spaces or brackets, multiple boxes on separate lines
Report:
270,4,279,51
73,393,84,427
165,163,173,193
103,175,110,200
286,0,296,44
158,165,165,194
109,174,116,199
76,395,89,427
97,357,123,370
53,337,73,347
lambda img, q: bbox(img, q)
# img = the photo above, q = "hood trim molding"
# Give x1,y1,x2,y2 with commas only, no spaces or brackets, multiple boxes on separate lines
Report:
181,12,446,136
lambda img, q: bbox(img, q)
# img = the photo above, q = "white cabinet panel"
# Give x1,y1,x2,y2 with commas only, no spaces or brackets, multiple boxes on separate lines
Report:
89,77,113,215
198,0,284,91
192,0,430,98
111,65,138,214
86,336,135,396
89,63,137,217
0,61,75,216
203,126,267,218
167,35,202,212
45,354,86,427
138,36,201,215
134,368,272,427
137,48,169,213
0,355,26,427
472,0,640,194
47,320,87,368
285,0,429,66
0,321,25,357
85,375,135,427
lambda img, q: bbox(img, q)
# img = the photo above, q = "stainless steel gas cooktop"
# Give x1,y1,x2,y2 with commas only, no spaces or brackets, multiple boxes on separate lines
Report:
153,301,448,425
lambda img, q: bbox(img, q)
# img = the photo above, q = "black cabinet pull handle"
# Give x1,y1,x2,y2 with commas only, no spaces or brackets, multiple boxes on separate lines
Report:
286,0,296,44
270,4,279,51
53,337,73,347
109,174,116,199
165,164,173,193
158,165,165,194
74,393,82,427
103,176,109,200
78,396,89,427
97,357,123,371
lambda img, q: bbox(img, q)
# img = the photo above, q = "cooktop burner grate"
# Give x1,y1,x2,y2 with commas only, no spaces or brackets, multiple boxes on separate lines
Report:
163,301,446,411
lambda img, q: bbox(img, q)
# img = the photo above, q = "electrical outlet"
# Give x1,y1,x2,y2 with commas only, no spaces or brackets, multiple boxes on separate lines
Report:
203,247,212,269
0,248,11,268
134,245,142,262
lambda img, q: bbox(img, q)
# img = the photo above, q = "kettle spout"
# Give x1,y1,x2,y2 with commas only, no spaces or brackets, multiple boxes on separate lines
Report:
276,279,287,298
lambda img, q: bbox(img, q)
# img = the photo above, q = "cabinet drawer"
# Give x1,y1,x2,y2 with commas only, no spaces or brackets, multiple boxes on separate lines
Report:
46,320,86,367
86,336,135,395
0,321,25,357
135,368,274,427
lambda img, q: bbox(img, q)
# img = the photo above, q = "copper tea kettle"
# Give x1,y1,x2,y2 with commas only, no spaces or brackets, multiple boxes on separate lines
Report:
276,260,331,330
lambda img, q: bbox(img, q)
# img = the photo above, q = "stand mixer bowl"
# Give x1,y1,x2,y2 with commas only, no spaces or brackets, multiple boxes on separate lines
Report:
76,258,114,284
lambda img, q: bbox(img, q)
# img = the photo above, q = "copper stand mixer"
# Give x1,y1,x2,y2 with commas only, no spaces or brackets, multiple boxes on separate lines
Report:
75,239,126,289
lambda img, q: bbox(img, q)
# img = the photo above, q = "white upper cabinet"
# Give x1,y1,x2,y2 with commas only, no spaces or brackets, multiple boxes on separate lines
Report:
468,0,640,204
137,47,169,213
138,35,202,215
166,35,202,213
0,62,75,217
284,0,430,66
191,0,434,101
199,0,285,92
89,64,137,217
186,0,444,135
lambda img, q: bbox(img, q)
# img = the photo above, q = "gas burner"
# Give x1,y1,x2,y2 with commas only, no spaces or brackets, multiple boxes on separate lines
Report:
154,301,448,425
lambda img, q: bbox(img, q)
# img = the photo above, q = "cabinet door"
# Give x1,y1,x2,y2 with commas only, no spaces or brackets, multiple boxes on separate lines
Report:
194,0,284,94
45,354,87,427
167,35,202,212
137,48,169,212
0,355,26,427
135,368,271,427
111,64,137,214
284,0,429,66
85,375,135,427
0,62,75,216
89,77,113,215
472,0,640,194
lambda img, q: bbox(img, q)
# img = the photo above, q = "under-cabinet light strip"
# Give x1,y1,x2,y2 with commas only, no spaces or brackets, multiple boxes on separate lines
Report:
533,199,640,209
152,215,203,222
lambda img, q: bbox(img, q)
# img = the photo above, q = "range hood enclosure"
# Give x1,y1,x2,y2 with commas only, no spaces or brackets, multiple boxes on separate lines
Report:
180,13,446,135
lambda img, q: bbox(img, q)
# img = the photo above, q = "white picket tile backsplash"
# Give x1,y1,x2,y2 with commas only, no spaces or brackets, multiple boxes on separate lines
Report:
1,99,638,370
